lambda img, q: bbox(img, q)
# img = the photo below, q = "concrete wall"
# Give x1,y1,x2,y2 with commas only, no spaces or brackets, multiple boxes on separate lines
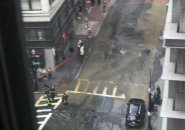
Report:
44,48,55,68
170,48,177,62
40,0,50,12
172,0,181,23
168,80,176,98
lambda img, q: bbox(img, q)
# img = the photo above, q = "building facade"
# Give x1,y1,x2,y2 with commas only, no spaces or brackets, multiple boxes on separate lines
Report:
20,0,84,69
161,0,185,129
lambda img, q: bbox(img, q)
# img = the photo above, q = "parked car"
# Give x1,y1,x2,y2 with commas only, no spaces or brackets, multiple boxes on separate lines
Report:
125,98,146,128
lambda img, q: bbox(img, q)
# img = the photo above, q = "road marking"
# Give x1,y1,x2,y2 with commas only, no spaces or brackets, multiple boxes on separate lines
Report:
37,109,51,112
38,121,43,124
38,113,52,130
103,87,108,95
84,84,89,92
35,103,57,107
66,90,126,99
74,80,81,92
38,97,61,101
53,98,62,109
37,115,48,118
35,95,45,106
93,86,98,94
112,86,117,96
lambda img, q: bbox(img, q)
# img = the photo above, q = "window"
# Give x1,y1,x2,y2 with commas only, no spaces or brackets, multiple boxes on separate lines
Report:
21,0,41,11
26,28,50,41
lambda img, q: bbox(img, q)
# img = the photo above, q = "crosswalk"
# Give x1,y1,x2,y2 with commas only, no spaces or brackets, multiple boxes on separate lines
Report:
35,95,63,130
66,79,126,99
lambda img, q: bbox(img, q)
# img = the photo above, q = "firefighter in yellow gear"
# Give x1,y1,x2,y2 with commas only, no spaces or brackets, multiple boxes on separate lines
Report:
47,98,52,107
77,40,82,48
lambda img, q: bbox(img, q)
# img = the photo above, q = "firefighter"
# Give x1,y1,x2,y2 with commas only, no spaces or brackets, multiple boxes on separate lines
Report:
62,93,68,107
47,98,52,108
80,45,85,59
77,40,82,48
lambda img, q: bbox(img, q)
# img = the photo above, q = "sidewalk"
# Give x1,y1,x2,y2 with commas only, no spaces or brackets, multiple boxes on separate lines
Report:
34,1,112,94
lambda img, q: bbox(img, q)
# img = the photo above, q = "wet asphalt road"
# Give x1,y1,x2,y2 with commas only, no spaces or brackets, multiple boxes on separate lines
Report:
43,0,166,130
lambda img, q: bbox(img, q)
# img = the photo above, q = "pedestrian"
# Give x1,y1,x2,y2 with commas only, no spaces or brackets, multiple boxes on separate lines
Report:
103,0,106,13
62,93,68,107
97,0,101,5
47,67,52,79
69,46,74,53
87,27,92,38
61,51,66,60
91,0,95,6
43,84,51,99
50,86,55,101
85,16,89,29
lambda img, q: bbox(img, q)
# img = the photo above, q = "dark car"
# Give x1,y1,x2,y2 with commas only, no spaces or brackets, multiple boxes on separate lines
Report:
125,98,146,128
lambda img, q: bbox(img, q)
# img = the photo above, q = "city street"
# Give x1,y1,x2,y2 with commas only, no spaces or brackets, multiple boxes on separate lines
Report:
42,0,166,130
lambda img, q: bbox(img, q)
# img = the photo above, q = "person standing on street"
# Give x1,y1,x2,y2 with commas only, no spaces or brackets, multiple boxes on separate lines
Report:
50,86,56,101
47,67,52,79
62,93,68,107
77,40,82,48
47,98,52,108
103,0,107,13
43,84,50,99
80,45,85,59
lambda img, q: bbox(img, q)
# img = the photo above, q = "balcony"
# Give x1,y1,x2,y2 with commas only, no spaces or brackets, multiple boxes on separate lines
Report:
163,0,185,47
162,48,185,81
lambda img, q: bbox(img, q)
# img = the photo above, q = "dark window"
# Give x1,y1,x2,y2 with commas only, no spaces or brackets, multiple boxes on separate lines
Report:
21,0,41,11
25,28,50,41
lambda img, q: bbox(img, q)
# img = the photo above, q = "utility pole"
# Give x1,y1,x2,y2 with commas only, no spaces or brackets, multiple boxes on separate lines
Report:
147,69,152,130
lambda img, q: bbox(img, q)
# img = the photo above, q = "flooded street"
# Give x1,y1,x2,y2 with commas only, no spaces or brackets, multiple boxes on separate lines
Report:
43,0,166,130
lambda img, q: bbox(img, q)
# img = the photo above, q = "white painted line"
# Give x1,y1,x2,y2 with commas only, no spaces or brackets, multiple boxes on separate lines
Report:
93,86,98,94
38,121,43,124
74,80,81,92
37,109,51,112
38,97,61,101
38,113,52,130
58,94,64,96
53,98,62,109
37,115,48,118
66,91,126,99
35,95,44,106
35,103,57,107
112,86,117,96
84,84,89,92
103,87,108,95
